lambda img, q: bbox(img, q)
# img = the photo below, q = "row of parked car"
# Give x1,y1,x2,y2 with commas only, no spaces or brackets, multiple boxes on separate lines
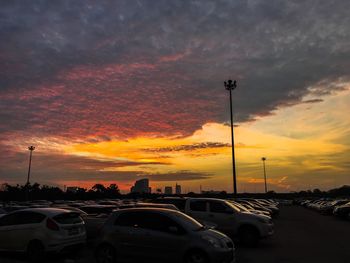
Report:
297,199,350,219
0,197,280,263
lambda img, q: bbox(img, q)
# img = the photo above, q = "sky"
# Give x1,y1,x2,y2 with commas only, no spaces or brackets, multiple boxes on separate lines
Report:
0,0,349,193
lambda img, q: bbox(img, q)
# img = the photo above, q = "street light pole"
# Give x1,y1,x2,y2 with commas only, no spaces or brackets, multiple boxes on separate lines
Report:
27,146,35,185
224,80,237,195
262,157,267,193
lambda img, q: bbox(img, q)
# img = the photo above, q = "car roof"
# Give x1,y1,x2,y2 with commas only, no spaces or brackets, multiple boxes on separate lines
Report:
187,197,227,202
11,207,73,216
114,207,180,215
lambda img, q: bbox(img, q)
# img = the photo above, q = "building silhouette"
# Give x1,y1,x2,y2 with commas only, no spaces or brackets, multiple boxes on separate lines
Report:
130,178,151,194
164,186,173,195
175,183,181,195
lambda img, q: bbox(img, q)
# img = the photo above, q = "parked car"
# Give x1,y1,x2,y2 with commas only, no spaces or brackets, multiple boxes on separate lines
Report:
157,197,273,246
79,205,117,215
154,197,188,212
236,200,273,217
319,200,349,215
50,205,106,239
0,208,86,261
240,199,279,216
333,202,350,218
136,202,179,210
227,200,271,218
95,208,235,263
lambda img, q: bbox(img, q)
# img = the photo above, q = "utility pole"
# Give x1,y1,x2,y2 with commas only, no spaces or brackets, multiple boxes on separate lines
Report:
27,146,35,185
262,157,268,193
224,80,238,195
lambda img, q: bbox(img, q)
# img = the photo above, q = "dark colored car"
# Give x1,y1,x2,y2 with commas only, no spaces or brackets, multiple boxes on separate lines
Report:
95,208,235,263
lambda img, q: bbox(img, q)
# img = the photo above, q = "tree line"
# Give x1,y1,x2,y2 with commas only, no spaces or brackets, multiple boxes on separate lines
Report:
0,183,349,201
0,183,121,201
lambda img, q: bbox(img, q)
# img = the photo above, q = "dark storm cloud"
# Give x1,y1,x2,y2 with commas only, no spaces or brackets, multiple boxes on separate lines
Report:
1,0,350,139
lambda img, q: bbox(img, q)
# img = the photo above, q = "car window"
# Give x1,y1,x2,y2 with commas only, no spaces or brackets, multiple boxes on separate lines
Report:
0,213,22,226
209,201,231,213
114,211,140,227
189,200,207,212
115,211,185,234
21,212,46,224
141,212,185,234
0,211,45,226
155,199,186,211
53,212,83,224
167,199,186,211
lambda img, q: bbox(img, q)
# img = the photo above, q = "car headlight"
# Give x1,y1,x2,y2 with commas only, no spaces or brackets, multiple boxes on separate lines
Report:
201,235,223,248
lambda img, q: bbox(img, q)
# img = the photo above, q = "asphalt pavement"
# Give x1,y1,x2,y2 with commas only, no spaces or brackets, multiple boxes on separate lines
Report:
237,205,350,263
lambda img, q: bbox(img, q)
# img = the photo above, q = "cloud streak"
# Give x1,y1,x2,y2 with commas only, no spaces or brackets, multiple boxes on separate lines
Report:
144,142,230,152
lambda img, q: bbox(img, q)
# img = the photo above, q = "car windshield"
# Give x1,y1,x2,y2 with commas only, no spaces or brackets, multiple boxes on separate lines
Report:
172,211,203,231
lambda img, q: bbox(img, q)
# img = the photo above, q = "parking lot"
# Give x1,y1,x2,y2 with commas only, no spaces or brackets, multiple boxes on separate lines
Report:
0,205,349,263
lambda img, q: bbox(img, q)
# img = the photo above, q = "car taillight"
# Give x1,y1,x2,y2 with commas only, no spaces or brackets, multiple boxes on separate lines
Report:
46,218,59,231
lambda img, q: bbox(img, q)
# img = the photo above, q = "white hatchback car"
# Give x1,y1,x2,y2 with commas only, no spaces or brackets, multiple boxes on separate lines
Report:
0,208,86,260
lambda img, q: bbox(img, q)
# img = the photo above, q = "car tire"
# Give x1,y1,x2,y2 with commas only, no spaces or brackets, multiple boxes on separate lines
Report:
95,244,116,263
184,249,209,263
27,240,45,262
239,225,259,247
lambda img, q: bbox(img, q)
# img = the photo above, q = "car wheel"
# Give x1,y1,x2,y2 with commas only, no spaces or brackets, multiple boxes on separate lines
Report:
95,244,116,263
27,240,45,262
239,226,259,247
184,250,209,263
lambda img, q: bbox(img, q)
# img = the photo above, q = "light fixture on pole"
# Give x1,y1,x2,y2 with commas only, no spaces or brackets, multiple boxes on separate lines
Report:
224,79,237,195
27,146,35,185
262,157,268,193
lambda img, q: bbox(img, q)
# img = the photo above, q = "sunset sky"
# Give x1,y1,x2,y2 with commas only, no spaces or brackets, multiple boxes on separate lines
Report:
0,0,349,193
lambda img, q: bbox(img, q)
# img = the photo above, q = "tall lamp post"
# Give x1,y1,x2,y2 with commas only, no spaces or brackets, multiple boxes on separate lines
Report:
224,80,238,195
26,146,35,185
262,157,268,193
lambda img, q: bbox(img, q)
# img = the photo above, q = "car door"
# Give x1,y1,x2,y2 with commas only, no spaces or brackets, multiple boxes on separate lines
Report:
0,212,23,251
0,211,45,251
112,211,152,262
187,199,209,225
207,200,237,236
136,212,188,263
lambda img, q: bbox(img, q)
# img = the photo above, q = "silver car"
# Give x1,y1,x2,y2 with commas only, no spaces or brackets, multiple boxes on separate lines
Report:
95,208,235,263
0,208,86,260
